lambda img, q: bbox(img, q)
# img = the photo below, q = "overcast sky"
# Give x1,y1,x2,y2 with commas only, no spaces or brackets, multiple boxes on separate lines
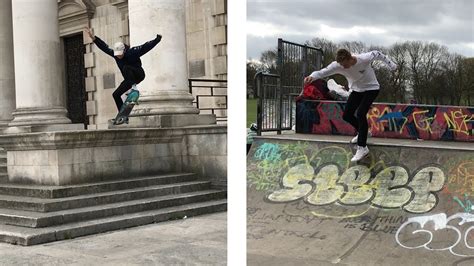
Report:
247,0,474,59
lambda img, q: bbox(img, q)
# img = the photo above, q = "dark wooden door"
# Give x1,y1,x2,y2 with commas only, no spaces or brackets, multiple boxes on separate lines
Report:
64,34,87,126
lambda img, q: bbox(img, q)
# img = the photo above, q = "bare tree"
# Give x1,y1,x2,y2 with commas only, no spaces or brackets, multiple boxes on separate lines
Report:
406,41,424,103
259,49,278,73
339,41,367,54
249,38,470,106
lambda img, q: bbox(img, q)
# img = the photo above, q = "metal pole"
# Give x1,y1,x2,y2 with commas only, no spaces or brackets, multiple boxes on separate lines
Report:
255,72,263,136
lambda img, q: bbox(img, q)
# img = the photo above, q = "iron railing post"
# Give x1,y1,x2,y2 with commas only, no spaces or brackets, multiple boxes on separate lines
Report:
255,72,263,136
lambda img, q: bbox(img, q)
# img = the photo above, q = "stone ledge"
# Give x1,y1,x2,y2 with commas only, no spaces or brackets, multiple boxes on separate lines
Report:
0,126,227,186
109,114,216,129
0,128,187,151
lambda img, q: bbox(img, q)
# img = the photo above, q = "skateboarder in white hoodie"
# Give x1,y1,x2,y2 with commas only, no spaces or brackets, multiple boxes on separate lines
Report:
304,49,397,162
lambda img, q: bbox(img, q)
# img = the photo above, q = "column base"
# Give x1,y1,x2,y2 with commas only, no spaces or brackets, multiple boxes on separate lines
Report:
0,120,10,131
8,107,72,127
108,114,216,129
3,124,84,134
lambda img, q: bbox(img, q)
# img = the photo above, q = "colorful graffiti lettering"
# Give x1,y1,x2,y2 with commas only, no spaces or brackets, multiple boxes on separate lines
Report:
267,163,445,213
296,100,474,141
441,160,474,202
396,213,474,257
254,143,281,162
444,110,474,135
453,194,474,213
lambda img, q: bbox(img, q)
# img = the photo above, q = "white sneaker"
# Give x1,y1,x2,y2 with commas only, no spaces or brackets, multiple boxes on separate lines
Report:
351,146,369,162
350,131,372,144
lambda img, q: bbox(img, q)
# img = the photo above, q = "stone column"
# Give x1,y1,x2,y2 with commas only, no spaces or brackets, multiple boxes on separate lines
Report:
127,0,215,127
8,0,72,128
0,0,16,129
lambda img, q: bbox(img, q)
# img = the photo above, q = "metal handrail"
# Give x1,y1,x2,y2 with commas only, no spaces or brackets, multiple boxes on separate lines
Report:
188,79,227,121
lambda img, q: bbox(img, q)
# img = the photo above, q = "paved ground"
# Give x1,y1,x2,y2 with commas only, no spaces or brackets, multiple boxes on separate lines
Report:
0,212,227,266
247,135,474,266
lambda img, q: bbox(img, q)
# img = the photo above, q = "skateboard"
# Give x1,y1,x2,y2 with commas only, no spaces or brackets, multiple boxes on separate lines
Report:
113,89,140,125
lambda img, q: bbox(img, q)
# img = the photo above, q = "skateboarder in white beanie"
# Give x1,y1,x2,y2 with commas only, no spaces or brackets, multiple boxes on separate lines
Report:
84,27,161,121
304,49,397,162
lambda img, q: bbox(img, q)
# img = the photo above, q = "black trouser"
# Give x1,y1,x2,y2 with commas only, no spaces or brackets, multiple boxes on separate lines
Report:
343,90,379,147
113,65,145,111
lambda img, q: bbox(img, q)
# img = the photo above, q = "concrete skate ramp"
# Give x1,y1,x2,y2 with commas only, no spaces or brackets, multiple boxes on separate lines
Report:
247,134,474,265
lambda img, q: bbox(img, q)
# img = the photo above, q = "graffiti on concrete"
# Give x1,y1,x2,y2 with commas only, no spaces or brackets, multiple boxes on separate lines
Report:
247,207,328,240
453,194,474,213
443,160,474,197
248,206,324,225
396,213,474,257
296,100,474,141
254,143,281,162
267,163,445,214
248,140,454,216
340,215,408,234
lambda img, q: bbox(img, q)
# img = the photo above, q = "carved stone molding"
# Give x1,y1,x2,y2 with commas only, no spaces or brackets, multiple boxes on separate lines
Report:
58,0,95,37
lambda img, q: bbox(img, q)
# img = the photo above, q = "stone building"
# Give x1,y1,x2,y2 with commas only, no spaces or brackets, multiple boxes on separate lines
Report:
0,0,227,245
0,0,227,130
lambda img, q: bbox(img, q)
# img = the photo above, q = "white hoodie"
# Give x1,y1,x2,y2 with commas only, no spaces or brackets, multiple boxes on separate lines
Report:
309,51,397,92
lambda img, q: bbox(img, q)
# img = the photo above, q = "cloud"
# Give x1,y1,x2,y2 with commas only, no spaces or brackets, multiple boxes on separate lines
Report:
247,0,474,58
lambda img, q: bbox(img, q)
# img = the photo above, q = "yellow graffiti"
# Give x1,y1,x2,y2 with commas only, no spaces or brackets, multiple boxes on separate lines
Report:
367,106,408,134
443,110,474,136
367,106,391,132
306,165,344,205
371,166,411,208
338,165,373,205
446,161,474,196
311,206,372,219
267,164,314,202
413,110,435,133
266,163,445,214
403,166,445,213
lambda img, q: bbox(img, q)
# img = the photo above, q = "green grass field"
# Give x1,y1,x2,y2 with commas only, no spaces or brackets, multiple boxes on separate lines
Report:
247,99,257,127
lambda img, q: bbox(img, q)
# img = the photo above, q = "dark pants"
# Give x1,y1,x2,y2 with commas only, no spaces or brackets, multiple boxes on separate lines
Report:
342,90,379,147
113,65,145,111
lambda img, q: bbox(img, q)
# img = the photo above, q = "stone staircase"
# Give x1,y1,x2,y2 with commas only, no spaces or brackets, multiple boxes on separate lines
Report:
0,173,227,245
0,149,7,183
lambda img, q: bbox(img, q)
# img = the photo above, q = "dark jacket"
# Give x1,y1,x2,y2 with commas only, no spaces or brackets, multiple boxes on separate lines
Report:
93,35,161,77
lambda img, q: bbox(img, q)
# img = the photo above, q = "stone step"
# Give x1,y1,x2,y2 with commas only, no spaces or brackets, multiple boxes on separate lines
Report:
0,199,227,246
0,168,6,175
0,190,226,228
0,173,197,199
0,181,212,212
0,157,7,164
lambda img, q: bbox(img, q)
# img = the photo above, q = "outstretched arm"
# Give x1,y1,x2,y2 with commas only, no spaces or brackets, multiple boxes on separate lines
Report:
84,27,114,57
367,50,397,71
128,35,162,57
304,62,340,84
93,36,114,57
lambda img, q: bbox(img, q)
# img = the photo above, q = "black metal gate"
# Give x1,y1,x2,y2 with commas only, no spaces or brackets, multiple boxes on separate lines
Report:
255,39,323,134
255,72,280,135
64,34,87,126
277,39,324,131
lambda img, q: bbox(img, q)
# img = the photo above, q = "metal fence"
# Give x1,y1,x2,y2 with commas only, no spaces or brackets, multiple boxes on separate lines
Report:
277,39,324,131
254,39,323,134
188,79,227,123
254,72,280,135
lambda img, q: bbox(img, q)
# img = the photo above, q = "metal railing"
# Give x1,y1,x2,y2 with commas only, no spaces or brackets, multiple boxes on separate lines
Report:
188,79,227,122
254,39,324,134
277,39,324,131
255,72,281,135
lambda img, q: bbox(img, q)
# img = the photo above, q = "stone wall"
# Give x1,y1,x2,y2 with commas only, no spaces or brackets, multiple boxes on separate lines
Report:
1,125,227,188
87,2,128,129
185,0,227,80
